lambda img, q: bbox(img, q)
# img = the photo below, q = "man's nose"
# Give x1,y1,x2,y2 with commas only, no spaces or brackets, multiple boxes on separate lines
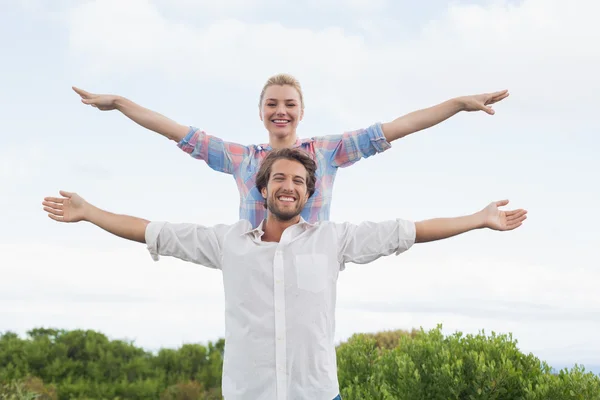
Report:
281,178,294,191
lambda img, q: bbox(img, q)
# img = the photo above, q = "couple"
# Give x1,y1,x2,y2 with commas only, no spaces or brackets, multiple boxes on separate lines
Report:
43,74,526,399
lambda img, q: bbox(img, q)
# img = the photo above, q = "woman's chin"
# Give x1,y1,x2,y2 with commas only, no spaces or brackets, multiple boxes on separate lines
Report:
269,129,295,139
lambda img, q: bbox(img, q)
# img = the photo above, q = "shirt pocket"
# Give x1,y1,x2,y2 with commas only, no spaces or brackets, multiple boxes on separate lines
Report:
294,254,329,293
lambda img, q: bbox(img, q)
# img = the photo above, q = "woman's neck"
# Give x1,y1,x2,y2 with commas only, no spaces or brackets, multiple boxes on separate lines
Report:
269,133,298,149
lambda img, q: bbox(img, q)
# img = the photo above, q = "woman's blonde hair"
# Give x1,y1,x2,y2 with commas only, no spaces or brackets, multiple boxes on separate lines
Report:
259,73,305,109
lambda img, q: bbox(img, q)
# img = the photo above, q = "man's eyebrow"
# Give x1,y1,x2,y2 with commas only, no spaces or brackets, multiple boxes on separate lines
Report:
271,173,305,180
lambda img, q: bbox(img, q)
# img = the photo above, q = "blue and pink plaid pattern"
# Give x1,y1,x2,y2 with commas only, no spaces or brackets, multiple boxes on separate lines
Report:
178,123,391,227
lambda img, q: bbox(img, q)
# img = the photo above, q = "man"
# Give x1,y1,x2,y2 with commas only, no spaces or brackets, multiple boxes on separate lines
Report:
42,148,527,400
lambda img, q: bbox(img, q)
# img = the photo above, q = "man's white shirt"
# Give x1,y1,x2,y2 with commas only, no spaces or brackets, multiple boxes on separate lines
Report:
145,218,416,400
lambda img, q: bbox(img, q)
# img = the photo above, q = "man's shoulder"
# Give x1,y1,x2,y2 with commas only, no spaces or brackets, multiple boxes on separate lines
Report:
214,219,254,232
305,220,350,231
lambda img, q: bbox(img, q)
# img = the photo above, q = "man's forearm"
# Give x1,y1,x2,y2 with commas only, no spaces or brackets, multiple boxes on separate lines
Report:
382,98,464,142
415,212,485,243
85,204,149,243
114,97,190,142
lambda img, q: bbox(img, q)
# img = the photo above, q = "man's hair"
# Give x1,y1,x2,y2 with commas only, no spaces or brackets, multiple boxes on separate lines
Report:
255,148,317,208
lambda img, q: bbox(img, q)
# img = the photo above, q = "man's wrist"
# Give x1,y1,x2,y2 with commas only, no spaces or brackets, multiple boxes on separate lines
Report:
113,96,127,111
82,203,95,223
452,96,467,112
472,210,487,230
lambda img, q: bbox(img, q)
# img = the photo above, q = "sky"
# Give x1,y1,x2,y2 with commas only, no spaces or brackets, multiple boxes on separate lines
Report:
1,0,600,374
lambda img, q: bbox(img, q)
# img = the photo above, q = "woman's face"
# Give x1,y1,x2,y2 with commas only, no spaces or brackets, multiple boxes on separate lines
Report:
259,84,304,141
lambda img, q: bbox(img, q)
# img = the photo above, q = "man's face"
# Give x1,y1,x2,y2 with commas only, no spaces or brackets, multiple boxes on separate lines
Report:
261,159,309,221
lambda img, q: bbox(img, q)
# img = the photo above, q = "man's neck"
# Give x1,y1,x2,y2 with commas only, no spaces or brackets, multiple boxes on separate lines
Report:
262,214,301,242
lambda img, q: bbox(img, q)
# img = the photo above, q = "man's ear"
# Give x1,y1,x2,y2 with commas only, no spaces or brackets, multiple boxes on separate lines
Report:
261,187,267,199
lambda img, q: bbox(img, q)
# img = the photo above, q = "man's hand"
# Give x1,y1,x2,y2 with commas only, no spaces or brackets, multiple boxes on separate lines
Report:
72,87,120,111
43,191,88,223
458,90,510,115
480,200,527,231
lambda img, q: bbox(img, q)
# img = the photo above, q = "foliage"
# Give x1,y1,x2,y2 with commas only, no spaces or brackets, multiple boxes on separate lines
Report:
337,324,600,400
0,328,223,400
2,325,599,399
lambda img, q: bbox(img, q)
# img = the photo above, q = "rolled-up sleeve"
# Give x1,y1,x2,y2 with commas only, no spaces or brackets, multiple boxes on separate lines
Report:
336,219,416,266
177,127,249,175
145,221,227,269
327,122,392,168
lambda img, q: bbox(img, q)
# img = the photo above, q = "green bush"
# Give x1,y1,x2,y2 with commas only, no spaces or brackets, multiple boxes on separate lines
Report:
337,324,600,400
2,325,599,399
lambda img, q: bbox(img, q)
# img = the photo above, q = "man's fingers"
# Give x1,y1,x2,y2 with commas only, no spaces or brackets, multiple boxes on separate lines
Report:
42,200,63,210
495,199,509,207
504,214,527,231
487,89,508,98
483,105,495,115
505,222,523,231
496,91,510,100
492,89,509,96
488,91,510,104
43,206,64,216
506,209,527,221
59,190,73,198
72,86,91,98
43,197,64,204
47,213,64,222
511,214,527,224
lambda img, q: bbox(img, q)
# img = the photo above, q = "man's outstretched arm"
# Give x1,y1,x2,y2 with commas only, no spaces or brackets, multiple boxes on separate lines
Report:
72,87,190,142
42,190,148,243
415,199,527,243
336,199,527,265
381,90,510,143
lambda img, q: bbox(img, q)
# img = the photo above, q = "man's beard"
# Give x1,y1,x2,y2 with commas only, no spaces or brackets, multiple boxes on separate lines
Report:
267,198,302,221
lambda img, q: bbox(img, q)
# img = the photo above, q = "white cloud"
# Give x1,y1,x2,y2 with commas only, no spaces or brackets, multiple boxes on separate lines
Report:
64,0,600,130
67,0,368,82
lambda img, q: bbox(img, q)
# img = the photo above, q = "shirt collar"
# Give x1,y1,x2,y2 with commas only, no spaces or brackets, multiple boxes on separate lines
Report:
256,138,303,151
244,217,315,238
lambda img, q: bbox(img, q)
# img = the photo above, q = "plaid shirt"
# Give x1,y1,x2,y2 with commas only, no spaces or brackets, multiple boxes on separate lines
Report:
177,123,391,227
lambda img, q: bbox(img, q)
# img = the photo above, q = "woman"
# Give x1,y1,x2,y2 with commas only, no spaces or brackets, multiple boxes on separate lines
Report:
73,73,508,227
